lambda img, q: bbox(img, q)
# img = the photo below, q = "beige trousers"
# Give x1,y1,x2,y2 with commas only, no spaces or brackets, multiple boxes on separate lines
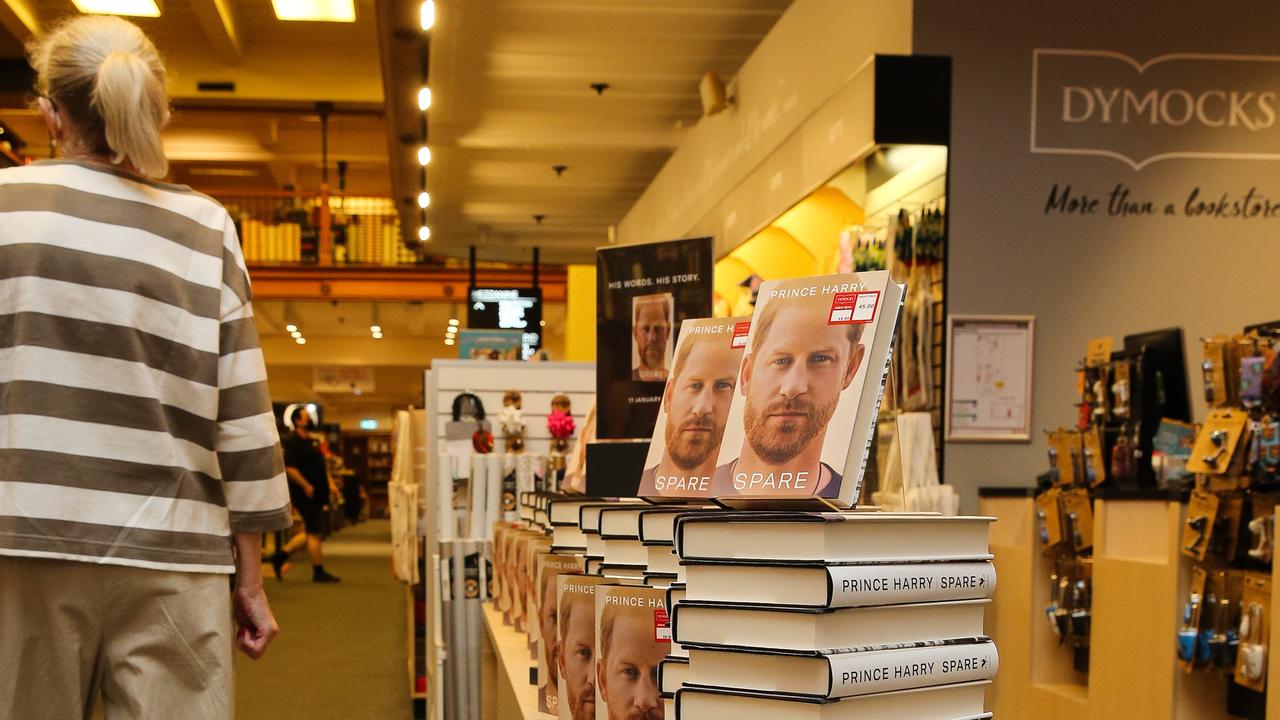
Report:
0,555,233,720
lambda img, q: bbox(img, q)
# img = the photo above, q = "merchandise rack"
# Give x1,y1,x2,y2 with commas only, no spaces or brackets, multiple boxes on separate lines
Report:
980,489,1280,719
421,360,595,720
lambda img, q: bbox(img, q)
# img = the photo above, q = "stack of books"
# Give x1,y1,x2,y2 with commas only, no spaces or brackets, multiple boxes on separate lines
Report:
671,511,998,719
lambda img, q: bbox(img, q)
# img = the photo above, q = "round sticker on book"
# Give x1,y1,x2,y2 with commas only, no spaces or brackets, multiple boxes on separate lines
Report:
654,608,671,642
829,290,880,325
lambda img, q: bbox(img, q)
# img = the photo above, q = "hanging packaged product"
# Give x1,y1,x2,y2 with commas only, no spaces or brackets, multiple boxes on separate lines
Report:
1246,494,1275,565
1182,489,1220,562
1047,429,1082,486
1152,418,1196,486
1060,488,1093,553
1178,567,1209,670
1085,336,1113,368
1202,337,1231,408
1235,573,1270,692
1111,360,1132,420
1036,487,1065,550
1082,427,1107,487
1242,356,1266,407
1187,408,1250,475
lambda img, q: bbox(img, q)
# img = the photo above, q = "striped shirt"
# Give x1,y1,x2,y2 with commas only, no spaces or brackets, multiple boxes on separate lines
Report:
0,160,292,574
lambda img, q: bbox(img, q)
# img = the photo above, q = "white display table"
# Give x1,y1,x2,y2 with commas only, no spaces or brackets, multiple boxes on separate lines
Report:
481,602,542,720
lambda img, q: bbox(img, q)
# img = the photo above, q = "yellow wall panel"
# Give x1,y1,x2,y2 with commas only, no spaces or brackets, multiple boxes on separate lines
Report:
564,264,596,362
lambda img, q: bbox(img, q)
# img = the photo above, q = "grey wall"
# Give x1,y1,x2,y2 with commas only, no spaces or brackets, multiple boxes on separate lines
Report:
914,1,1280,512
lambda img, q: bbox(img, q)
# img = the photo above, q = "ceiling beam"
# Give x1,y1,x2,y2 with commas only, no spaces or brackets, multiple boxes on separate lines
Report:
188,0,243,66
0,0,40,44
246,265,568,302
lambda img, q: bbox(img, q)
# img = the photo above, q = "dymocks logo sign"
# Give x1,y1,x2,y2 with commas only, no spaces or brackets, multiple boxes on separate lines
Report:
1031,49,1280,169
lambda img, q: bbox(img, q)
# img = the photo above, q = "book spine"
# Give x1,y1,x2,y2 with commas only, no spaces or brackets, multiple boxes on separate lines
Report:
828,641,998,698
828,562,996,607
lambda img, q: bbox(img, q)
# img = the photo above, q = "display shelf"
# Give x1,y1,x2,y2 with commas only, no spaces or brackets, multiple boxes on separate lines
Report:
480,602,540,720
981,492,1269,720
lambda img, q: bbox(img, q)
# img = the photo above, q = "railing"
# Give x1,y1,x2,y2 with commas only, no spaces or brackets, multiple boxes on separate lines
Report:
211,189,419,267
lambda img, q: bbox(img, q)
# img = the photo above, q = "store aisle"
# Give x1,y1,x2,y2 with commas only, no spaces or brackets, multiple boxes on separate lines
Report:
235,520,412,720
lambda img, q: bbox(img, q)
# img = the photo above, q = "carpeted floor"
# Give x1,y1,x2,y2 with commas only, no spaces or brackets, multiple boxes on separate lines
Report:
235,520,413,720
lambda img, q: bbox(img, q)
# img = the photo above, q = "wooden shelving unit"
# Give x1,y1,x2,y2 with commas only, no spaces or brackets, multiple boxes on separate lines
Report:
341,430,393,519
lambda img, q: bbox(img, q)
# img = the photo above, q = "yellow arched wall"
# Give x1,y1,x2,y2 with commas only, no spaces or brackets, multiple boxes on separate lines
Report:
715,184,865,315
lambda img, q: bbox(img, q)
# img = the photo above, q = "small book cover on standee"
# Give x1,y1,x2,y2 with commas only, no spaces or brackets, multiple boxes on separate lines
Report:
711,272,904,507
556,575,611,720
594,584,671,720
536,553,586,715
638,317,751,501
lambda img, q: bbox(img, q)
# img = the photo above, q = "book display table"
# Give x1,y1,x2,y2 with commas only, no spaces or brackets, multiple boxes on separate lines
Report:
481,603,540,720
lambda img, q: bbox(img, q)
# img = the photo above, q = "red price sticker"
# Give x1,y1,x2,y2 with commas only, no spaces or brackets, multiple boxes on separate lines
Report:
654,608,671,642
731,321,751,349
829,291,880,325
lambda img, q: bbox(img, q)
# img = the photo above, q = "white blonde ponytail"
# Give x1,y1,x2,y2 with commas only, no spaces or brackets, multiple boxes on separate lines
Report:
28,16,170,178
95,49,168,178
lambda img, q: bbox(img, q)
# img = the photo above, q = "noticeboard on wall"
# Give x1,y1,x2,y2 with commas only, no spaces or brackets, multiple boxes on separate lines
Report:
945,315,1035,442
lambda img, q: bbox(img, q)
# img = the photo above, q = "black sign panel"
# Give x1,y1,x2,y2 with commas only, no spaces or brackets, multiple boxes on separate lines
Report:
467,287,542,359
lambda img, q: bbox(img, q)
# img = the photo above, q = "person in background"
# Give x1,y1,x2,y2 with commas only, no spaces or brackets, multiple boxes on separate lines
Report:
273,406,341,583
0,16,289,718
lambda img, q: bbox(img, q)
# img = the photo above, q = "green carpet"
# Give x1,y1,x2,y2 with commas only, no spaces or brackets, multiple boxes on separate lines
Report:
234,520,413,720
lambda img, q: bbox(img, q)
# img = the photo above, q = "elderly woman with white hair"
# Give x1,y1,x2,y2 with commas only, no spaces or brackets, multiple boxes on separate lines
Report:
0,15,291,718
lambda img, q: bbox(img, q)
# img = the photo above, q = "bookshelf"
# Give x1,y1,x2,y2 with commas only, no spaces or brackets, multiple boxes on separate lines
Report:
341,430,394,519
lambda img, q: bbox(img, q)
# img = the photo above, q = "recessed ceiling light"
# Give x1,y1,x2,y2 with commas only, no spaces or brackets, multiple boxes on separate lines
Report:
286,323,298,332
417,87,432,111
295,337,307,345
417,191,431,209
420,0,435,30
370,324,382,333
448,318,459,326
444,338,455,346
290,330,302,338
418,225,431,242
372,332,383,339
417,146,432,166
71,0,160,17
271,0,355,22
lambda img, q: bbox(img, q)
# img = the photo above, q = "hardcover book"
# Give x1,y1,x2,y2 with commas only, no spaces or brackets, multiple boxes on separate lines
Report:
675,512,993,564
658,657,689,697
683,560,997,608
685,638,998,699
537,553,586,715
517,534,553,632
638,507,720,546
594,584,671,720
671,599,990,653
638,317,750,500
557,575,612,720
675,681,992,720
711,272,904,507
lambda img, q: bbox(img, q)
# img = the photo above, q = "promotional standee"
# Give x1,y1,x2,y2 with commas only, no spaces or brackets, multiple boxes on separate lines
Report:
595,237,713,440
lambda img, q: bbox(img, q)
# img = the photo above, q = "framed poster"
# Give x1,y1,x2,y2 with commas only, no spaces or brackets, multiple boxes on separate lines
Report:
596,237,713,439
945,315,1035,442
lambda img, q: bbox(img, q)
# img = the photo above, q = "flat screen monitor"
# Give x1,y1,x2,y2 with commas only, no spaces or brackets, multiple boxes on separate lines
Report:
467,287,542,359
